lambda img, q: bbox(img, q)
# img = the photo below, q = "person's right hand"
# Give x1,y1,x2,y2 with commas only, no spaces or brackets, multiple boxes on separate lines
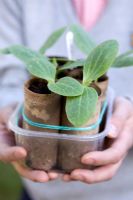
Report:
0,104,59,182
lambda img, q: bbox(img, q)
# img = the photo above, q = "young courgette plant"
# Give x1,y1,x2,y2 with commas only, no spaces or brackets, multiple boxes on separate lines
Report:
36,24,133,70
0,39,118,127
38,24,95,68
66,24,133,69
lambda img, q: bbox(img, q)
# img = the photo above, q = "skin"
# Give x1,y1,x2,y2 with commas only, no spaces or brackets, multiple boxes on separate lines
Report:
0,97,133,184
0,104,58,182
62,97,133,183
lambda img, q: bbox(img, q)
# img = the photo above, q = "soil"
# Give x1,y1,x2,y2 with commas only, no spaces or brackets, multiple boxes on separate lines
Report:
65,68,83,80
98,74,108,82
58,67,83,80
49,56,68,66
28,78,50,94
96,75,109,103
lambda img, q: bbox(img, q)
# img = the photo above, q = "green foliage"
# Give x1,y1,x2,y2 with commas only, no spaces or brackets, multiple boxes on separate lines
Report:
113,57,133,67
58,59,85,72
1,45,56,82
66,87,98,127
51,57,58,68
0,48,10,54
2,25,131,127
115,50,133,58
70,24,95,55
48,77,84,96
39,27,66,54
83,40,119,85
113,50,133,67
0,163,22,200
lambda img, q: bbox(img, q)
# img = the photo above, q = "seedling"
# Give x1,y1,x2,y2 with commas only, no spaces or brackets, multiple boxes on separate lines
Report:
3,25,133,127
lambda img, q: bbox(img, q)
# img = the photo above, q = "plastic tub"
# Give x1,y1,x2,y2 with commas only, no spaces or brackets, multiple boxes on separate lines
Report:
8,88,114,173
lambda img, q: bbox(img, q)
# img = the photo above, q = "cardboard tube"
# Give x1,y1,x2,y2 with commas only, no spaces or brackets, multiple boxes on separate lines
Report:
22,78,61,171
58,85,102,172
96,75,109,103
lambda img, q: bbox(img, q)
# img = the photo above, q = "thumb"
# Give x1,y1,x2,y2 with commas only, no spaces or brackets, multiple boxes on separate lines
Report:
108,97,132,138
0,146,27,162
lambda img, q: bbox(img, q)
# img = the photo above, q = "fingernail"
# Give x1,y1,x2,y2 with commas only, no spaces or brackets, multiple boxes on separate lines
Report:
49,173,58,179
108,124,117,138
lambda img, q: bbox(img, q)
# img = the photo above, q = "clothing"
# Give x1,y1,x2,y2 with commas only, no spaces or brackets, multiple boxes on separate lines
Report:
73,0,107,30
0,0,133,200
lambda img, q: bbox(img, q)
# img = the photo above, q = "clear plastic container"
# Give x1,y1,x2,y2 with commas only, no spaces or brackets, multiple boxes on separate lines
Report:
8,88,114,173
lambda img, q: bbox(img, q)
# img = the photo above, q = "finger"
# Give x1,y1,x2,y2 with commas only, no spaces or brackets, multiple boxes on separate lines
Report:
81,139,126,166
62,174,71,182
121,116,133,148
0,104,17,124
71,160,123,184
113,97,133,118
82,122,132,166
62,174,78,182
108,97,133,138
0,146,27,162
107,124,118,139
12,162,49,182
48,171,60,180
0,124,6,130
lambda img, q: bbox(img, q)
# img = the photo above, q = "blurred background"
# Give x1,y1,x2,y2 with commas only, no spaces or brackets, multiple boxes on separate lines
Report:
0,163,22,200
0,0,133,200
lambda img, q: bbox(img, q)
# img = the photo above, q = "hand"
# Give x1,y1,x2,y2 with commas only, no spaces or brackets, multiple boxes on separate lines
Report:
0,104,59,182
62,97,133,184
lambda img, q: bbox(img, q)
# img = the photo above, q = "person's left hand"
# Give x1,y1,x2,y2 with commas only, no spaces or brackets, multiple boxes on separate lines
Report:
62,97,133,184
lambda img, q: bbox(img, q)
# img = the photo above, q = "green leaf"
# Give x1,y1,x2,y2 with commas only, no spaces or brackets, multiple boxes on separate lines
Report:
51,57,58,68
39,27,66,54
112,50,133,67
49,57,68,63
66,87,98,127
0,48,10,55
70,24,95,55
0,45,56,82
58,59,85,72
48,77,84,96
114,50,133,59
113,56,133,67
83,40,119,85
